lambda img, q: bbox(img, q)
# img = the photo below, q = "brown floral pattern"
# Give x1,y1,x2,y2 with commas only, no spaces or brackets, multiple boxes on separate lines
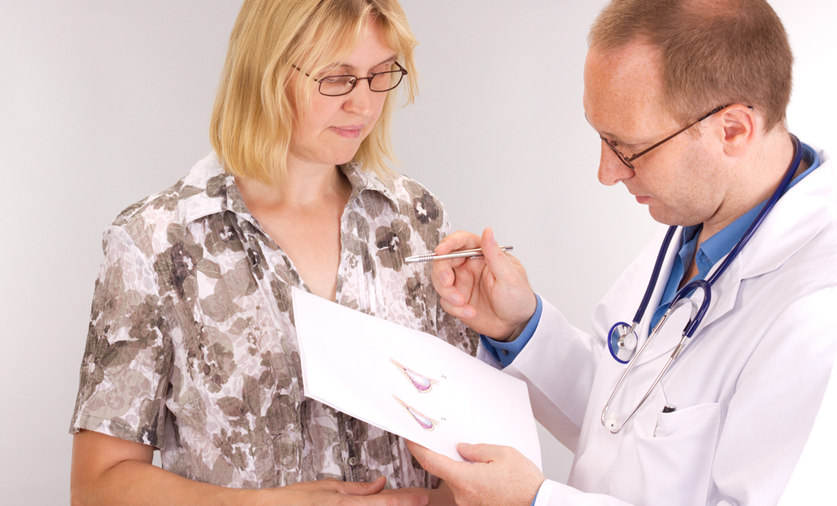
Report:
70,153,477,489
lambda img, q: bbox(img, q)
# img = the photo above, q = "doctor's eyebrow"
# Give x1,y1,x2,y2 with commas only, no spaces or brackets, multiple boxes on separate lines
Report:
584,113,645,147
584,113,623,144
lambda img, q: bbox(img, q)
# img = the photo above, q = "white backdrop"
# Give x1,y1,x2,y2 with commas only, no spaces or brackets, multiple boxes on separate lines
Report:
1,1,835,504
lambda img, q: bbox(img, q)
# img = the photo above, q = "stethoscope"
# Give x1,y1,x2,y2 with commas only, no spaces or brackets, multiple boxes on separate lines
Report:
601,134,804,434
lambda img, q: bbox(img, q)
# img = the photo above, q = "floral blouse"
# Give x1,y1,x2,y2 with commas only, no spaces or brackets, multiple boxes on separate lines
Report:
70,153,477,489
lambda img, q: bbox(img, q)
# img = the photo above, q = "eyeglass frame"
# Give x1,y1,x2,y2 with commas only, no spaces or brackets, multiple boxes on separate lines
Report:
291,61,408,97
597,104,736,170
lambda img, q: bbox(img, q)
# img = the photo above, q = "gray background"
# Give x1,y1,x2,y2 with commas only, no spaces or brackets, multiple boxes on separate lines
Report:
1,1,835,504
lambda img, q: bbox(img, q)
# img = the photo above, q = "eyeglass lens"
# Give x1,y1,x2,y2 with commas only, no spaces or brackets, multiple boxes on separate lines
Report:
318,64,404,96
601,138,635,169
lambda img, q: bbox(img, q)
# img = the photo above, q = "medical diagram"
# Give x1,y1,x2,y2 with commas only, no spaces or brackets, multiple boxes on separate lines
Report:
391,358,439,393
393,395,439,431
391,358,442,430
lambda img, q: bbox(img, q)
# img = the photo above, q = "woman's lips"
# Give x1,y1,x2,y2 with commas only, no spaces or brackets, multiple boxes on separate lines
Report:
331,125,365,139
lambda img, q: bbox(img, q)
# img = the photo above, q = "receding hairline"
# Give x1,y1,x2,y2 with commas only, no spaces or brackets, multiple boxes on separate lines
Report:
587,0,793,131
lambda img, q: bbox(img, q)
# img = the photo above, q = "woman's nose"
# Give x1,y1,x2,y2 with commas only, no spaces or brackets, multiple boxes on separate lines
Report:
344,82,376,116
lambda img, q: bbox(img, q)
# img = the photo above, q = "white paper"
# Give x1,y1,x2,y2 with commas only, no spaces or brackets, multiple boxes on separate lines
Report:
292,288,542,469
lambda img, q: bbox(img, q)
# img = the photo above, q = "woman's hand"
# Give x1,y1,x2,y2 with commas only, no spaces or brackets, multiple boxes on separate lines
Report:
273,477,429,506
432,228,537,341
71,430,429,506
381,481,456,506
407,441,545,506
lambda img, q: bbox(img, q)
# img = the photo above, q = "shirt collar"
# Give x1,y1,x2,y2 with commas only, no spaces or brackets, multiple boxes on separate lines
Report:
340,162,399,205
679,141,821,278
177,153,398,228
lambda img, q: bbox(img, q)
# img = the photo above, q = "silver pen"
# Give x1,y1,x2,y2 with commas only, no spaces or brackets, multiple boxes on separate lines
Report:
404,246,514,264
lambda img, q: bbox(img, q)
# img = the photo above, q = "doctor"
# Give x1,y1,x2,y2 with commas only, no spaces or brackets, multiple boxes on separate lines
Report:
407,0,837,505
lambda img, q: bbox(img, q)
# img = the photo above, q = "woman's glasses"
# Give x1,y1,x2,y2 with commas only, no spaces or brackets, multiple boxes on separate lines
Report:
293,62,408,97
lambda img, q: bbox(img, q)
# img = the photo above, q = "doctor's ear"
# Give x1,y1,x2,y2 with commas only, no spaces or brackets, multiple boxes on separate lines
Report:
718,104,757,157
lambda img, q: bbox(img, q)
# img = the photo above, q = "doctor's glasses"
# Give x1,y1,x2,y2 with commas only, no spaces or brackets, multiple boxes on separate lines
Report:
598,104,729,170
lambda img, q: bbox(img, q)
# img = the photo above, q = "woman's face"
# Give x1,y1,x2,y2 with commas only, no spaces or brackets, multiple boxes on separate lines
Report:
288,19,395,172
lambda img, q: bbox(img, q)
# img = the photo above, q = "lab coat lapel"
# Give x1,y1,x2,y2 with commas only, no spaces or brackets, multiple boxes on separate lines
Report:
637,152,834,358
699,153,834,330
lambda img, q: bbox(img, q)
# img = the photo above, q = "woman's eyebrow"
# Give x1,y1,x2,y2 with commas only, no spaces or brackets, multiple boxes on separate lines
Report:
338,55,398,72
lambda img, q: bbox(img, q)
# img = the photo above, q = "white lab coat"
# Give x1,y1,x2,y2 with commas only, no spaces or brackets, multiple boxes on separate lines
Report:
778,363,837,504
495,148,837,505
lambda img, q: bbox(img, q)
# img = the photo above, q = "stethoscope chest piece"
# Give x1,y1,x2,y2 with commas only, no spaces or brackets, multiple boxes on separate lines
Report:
608,322,638,364
600,135,803,435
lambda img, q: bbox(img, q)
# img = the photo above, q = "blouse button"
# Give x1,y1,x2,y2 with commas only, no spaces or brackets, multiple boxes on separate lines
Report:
347,457,359,466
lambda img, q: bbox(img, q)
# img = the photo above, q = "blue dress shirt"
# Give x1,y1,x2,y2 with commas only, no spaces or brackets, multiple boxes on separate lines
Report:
483,142,820,366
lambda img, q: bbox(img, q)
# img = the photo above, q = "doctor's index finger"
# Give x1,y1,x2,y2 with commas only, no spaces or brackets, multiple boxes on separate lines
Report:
435,230,483,255
405,441,462,481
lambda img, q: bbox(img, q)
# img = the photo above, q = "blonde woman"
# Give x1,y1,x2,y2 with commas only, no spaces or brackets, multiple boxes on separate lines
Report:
69,1,475,504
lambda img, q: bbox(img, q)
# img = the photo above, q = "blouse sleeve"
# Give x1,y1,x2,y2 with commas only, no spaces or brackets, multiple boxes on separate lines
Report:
69,224,173,448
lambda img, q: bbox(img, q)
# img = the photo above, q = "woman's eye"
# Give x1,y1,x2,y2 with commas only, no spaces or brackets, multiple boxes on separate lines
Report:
371,62,394,74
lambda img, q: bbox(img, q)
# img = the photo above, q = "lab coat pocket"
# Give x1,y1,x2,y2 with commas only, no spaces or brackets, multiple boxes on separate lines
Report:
633,402,720,506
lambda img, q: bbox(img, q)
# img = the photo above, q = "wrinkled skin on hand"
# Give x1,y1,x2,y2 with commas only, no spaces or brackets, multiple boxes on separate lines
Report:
407,441,545,506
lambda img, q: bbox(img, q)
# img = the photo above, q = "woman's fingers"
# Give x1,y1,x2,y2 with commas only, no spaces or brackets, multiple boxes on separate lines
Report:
337,476,386,495
304,477,429,506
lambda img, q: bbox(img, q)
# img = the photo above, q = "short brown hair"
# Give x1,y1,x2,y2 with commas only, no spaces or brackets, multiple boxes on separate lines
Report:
589,0,792,131
210,0,418,184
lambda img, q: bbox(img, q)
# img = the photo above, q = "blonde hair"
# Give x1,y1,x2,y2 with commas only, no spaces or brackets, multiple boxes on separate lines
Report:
210,0,418,184
590,0,792,132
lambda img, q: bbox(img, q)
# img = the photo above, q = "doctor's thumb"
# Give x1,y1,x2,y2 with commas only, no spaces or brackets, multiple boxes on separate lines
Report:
480,228,516,279
456,442,496,463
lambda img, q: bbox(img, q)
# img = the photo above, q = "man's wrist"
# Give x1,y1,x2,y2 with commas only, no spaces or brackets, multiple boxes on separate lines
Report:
499,293,540,342
480,295,543,367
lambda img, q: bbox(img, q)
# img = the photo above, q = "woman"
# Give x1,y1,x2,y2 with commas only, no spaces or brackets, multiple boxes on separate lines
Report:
69,1,475,504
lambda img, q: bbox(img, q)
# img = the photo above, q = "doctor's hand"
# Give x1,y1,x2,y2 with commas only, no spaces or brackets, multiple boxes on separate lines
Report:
432,228,537,340
407,441,545,506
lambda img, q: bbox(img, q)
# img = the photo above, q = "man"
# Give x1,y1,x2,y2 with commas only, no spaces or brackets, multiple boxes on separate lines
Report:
407,0,837,505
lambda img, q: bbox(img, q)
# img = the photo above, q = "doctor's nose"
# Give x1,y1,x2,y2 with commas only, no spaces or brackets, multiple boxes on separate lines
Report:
598,143,635,186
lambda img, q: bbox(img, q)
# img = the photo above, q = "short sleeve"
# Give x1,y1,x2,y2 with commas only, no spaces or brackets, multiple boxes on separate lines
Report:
69,224,173,448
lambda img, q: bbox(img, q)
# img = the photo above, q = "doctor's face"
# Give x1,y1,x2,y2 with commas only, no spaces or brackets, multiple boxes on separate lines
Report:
583,42,725,227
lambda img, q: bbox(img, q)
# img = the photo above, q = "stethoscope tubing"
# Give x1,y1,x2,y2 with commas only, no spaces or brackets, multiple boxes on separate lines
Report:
602,134,803,433
628,134,802,338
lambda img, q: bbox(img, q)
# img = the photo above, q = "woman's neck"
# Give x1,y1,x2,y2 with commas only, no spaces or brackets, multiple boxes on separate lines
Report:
234,160,353,301
236,161,352,213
